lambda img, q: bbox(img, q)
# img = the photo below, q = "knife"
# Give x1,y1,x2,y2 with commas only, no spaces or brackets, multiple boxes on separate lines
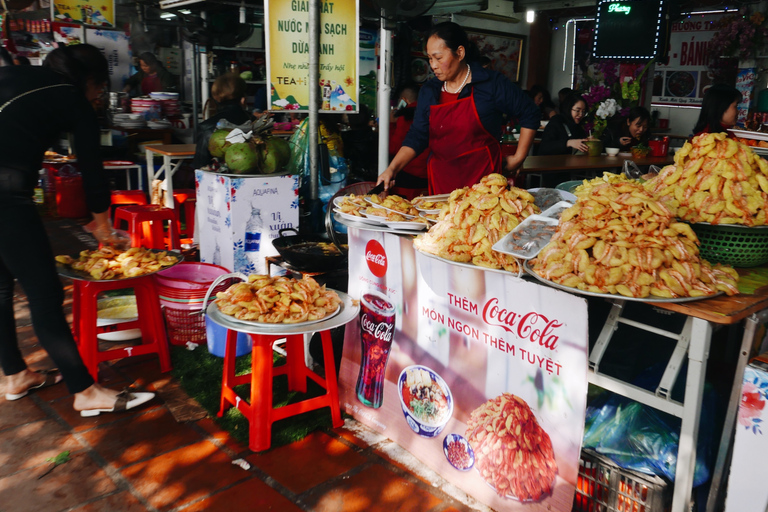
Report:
369,182,385,195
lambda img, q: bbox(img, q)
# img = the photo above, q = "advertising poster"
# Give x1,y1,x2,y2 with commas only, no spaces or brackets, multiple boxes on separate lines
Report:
52,22,83,45
358,27,378,115
652,14,722,107
52,0,115,27
84,28,131,93
339,229,589,512
265,0,359,112
195,170,299,274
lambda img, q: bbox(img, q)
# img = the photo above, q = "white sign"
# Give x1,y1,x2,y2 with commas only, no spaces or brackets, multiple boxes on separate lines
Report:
84,28,131,93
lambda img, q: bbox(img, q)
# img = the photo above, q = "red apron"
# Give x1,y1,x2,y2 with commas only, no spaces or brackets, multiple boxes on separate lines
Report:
427,90,502,194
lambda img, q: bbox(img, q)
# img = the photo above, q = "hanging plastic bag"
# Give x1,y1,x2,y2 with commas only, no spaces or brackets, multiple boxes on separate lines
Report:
287,118,348,206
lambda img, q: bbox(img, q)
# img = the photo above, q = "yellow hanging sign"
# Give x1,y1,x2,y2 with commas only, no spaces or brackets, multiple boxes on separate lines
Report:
52,0,115,27
265,0,359,112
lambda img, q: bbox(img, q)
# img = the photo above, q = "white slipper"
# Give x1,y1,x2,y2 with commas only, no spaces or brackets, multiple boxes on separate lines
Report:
79,390,155,417
5,370,63,401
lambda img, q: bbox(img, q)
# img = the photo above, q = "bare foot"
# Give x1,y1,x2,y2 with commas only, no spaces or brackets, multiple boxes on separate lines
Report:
5,369,60,396
72,384,122,412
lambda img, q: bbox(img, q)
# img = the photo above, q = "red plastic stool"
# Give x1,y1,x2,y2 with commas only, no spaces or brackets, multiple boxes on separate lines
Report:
71,277,171,381
111,190,148,218
218,329,343,451
114,204,180,250
172,189,196,240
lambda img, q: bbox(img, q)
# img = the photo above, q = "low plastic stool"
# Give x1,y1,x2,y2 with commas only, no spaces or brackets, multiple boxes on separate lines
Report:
218,329,344,452
114,204,180,250
172,189,196,240
71,277,171,381
111,190,148,217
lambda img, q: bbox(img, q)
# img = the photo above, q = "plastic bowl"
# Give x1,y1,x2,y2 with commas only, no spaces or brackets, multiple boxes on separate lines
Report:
398,365,454,438
605,147,620,156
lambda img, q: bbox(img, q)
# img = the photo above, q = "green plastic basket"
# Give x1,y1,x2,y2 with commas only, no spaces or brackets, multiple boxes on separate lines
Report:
691,222,768,268
555,180,583,194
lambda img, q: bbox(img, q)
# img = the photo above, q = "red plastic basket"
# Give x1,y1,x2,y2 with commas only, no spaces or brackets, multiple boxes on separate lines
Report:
162,305,207,345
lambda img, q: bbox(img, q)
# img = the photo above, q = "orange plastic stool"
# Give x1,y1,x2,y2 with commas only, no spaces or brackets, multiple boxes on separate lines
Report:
110,190,148,217
218,329,343,451
172,189,196,240
71,277,171,381
113,204,180,250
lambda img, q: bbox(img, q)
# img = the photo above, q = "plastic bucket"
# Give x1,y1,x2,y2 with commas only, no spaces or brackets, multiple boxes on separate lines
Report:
55,175,88,218
205,316,252,357
155,263,232,290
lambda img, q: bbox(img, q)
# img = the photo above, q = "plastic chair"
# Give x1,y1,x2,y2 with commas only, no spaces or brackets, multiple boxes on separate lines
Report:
172,189,196,240
72,277,171,381
113,204,181,250
111,190,148,219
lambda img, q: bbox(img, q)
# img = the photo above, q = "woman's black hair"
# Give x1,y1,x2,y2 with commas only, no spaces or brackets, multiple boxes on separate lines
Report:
43,44,109,92
693,84,742,134
626,106,651,125
428,22,479,62
138,52,163,73
560,93,586,120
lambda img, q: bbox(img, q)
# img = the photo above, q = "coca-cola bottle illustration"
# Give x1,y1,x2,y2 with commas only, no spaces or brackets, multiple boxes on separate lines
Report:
356,290,396,408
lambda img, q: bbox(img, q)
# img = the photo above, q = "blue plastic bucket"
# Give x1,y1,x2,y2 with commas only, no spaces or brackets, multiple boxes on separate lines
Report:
205,316,252,357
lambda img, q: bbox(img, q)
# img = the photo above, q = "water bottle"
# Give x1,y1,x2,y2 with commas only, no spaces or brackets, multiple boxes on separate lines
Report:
212,242,221,266
244,205,263,267
33,169,45,211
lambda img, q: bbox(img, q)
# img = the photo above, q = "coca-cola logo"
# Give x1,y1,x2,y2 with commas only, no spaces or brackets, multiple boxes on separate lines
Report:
361,313,394,342
482,298,562,350
365,239,387,277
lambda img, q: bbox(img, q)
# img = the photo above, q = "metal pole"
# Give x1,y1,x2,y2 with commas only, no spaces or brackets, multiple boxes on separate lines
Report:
377,19,392,175
199,11,208,123
191,42,200,134
308,0,319,201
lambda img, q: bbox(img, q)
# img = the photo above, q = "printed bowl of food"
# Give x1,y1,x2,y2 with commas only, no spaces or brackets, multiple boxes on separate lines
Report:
443,433,475,471
398,365,454,438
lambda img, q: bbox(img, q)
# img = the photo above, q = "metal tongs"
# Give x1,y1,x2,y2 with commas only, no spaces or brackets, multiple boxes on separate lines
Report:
190,272,248,317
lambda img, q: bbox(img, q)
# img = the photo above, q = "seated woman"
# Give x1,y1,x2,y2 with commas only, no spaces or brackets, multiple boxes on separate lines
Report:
601,106,651,152
191,73,253,170
693,84,741,137
537,94,589,155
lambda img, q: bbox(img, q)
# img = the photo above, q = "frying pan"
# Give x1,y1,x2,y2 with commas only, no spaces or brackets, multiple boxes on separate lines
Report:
272,228,348,272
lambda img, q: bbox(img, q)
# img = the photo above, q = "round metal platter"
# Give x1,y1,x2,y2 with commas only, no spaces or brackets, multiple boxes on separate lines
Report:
206,290,358,335
417,249,522,277
56,249,183,282
334,213,425,236
522,261,721,303
225,305,341,328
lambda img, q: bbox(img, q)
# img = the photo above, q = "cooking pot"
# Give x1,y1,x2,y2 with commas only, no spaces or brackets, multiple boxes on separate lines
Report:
272,228,347,272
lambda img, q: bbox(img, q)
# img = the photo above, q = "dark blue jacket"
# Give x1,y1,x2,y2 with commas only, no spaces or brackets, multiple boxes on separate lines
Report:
402,62,540,155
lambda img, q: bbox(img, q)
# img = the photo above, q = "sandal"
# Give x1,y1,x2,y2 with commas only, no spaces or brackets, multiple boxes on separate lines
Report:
79,389,155,417
5,369,63,401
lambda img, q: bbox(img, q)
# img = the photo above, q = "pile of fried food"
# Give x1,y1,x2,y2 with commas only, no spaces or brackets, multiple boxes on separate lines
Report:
735,136,768,148
367,194,419,216
414,174,538,271
55,247,179,280
412,195,450,211
466,393,557,501
214,274,341,324
334,194,368,217
644,133,768,225
530,179,739,298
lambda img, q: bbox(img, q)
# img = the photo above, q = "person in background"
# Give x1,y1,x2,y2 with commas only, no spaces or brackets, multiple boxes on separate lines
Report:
528,84,556,120
0,44,154,415
191,73,252,170
537,93,589,155
558,87,573,105
378,22,540,194
122,52,176,97
388,84,428,199
693,84,742,137
601,106,651,152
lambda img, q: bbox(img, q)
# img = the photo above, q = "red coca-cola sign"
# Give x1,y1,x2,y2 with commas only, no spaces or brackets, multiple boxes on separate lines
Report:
482,298,562,350
365,239,387,277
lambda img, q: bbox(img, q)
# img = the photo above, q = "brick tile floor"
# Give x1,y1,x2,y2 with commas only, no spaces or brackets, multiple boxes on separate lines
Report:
0,218,492,512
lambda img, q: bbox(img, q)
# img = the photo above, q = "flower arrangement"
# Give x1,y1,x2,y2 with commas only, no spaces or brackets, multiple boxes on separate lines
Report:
707,9,768,83
579,60,649,139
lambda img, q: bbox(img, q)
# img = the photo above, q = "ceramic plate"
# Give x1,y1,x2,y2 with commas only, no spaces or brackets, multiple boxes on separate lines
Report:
443,434,475,471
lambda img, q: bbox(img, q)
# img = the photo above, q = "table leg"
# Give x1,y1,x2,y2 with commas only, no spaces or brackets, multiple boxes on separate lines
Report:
671,317,712,512
164,155,175,208
145,149,155,196
250,333,274,452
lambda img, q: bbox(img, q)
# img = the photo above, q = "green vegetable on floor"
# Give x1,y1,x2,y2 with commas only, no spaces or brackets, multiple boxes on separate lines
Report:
38,451,71,479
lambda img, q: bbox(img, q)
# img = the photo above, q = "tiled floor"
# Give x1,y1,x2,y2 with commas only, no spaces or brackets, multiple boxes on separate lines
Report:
1,237,492,512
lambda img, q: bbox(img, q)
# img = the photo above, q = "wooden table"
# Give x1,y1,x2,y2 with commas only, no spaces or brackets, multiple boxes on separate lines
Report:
144,144,196,209
522,153,675,172
589,274,768,512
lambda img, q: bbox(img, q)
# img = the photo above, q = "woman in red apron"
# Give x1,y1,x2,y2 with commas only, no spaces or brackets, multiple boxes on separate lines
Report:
378,22,540,194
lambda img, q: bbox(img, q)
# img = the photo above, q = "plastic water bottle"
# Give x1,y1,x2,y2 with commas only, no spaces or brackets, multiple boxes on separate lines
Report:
244,205,263,267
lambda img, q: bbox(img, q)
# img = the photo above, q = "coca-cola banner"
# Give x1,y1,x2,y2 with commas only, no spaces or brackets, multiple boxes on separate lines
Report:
339,229,589,512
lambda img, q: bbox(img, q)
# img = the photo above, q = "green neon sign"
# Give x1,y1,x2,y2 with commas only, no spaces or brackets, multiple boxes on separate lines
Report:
608,3,631,14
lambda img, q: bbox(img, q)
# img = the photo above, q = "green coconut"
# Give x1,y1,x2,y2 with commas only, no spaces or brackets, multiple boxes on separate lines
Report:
261,137,292,174
225,142,262,174
208,130,232,159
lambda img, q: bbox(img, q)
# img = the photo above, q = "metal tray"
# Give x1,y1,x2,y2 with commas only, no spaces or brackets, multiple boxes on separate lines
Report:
729,128,768,142
522,261,721,303
224,305,341,328
206,291,358,335
417,249,522,277
56,249,183,282
334,213,425,236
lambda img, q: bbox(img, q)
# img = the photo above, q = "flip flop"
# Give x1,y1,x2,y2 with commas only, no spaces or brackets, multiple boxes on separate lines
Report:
5,369,63,401
79,389,155,417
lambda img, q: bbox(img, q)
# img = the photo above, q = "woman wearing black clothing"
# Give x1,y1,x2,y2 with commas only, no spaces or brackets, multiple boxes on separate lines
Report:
693,84,741,136
601,106,651,152
537,94,589,155
0,45,153,415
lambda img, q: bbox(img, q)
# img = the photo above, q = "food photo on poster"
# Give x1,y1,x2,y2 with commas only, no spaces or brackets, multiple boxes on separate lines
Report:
338,229,589,511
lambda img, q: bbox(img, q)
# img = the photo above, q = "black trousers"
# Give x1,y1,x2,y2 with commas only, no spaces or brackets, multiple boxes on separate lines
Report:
0,196,94,394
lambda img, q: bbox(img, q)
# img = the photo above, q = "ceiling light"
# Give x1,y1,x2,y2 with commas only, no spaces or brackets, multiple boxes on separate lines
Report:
160,12,177,19
526,9,535,23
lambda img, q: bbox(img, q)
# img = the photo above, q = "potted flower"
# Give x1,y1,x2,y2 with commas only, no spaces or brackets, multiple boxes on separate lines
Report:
631,142,650,159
